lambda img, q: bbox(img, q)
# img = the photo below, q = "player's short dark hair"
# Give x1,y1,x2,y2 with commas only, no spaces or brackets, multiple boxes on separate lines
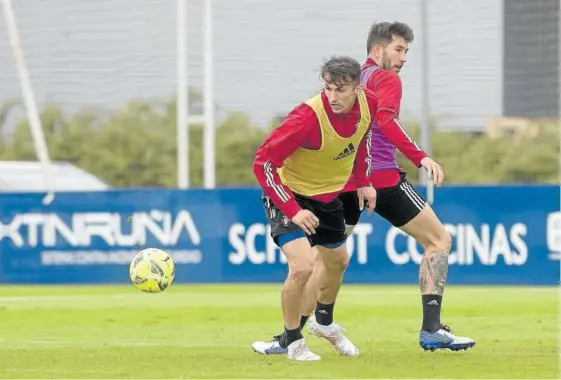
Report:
320,56,361,86
366,21,414,53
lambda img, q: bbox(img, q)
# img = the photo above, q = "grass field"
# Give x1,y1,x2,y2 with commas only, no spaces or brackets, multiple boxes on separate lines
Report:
0,284,557,379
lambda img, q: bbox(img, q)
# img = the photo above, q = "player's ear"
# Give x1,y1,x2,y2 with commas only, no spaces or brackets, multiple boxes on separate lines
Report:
354,84,364,95
373,43,384,58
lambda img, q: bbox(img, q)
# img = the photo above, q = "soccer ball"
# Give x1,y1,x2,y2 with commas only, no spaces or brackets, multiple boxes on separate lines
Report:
129,248,175,293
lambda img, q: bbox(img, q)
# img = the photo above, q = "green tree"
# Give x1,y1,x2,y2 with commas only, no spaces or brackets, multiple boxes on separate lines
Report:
216,112,268,186
1,99,558,188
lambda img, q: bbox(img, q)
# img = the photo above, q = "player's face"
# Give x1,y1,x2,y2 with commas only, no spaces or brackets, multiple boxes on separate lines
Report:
380,36,409,73
323,79,361,114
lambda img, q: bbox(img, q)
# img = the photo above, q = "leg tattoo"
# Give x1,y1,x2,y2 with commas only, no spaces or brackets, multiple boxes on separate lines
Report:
419,252,448,295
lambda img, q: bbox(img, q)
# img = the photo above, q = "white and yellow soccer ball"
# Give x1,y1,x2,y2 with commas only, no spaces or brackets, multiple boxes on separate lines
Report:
129,248,175,293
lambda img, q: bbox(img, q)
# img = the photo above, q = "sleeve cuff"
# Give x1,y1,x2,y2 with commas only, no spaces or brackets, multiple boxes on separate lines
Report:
282,201,301,220
355,178,371,188
413,152,428,168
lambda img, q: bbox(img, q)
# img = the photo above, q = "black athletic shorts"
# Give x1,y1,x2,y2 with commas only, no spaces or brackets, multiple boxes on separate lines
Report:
374,172,426,227
338,191,361,226
262,192,352,248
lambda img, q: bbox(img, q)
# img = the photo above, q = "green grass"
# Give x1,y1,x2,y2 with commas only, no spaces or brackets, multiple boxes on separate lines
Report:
0,284,557,379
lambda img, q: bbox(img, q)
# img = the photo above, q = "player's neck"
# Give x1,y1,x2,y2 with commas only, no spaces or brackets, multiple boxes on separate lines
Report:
368,55,382,68
340,105,353,114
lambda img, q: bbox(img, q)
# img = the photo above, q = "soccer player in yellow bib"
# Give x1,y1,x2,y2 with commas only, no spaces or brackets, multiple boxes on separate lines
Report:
253,56,378,360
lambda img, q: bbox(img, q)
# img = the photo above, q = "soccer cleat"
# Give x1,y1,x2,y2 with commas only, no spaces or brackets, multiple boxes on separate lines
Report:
252,334,288,355
307,315,359,356
287,338,321,361
419,324,476,351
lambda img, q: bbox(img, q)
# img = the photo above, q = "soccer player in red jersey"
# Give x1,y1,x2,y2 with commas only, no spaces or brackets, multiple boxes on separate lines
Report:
360,21,474,351
252,56,377,360
252,22,474,356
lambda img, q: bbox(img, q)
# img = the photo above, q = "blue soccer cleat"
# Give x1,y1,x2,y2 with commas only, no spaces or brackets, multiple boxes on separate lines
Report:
419,324,475,351
252,334,288,355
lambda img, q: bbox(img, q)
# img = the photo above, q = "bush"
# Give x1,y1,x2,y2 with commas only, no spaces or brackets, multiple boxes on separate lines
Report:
0,100,557,187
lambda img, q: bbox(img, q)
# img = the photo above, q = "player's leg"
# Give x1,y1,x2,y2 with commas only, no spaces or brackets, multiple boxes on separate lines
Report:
376,176,475,351
251,195,320,360
399,202,474,351
339,190,361,237
311,191,360,323
252,192,361,356
301,192,361,323
279,237,321,360
252,246,320,356
306,196,359,356
399,203,451,331
314,243,349,319
300,247,322,323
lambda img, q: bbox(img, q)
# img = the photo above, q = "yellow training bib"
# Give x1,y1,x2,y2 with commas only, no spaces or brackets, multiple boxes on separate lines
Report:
279,91,371,196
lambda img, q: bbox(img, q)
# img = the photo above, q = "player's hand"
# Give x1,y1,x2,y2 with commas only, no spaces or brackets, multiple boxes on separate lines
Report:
357,185,377,215
420,157,445,187
291,210,319,235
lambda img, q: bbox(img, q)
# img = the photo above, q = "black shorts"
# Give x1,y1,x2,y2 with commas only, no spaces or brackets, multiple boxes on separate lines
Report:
338,191,361,226
263,193,351,248
374,173,426,227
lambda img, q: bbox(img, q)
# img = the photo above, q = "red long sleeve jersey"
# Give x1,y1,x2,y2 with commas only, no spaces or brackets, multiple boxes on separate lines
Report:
362,58,427,188
253,90,376,219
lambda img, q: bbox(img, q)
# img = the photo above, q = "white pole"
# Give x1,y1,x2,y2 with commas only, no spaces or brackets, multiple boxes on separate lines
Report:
203,0,215,189
558,2,561,215
420,0,434,204
176,0,189,189
2,0,54,205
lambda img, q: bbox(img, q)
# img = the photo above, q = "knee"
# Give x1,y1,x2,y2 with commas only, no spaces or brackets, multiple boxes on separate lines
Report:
289,262,314,286
427,230,452,254
338,254,350,271
324,250,350,273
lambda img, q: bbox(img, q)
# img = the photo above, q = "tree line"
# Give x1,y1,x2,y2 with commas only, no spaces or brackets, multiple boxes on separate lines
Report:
0,98,558,188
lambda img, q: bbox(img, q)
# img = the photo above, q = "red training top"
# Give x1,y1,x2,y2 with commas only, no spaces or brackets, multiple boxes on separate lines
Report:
253,89,377,219
362,58,427,188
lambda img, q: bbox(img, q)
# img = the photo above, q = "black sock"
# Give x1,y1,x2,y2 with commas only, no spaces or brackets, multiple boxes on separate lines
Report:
278,331,287,348
283,327,303,347
300,315,310,329
422,295,442,333
315,301,334,326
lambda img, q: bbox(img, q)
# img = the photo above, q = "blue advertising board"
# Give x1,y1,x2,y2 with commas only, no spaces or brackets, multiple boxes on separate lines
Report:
0,185,559,285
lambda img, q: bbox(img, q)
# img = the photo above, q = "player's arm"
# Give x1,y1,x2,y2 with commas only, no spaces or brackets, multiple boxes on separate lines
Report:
372,71,427,167
353,92,376,187
352,91,378,214
253,104,314,219
353,130,372,187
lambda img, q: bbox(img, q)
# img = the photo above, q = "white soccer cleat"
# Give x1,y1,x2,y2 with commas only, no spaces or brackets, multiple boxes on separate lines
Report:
307,315,359,356
287,338,321,361
252,335,288,355
419,324,476,351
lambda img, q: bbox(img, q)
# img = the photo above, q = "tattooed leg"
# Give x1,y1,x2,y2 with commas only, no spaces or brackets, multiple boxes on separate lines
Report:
398,203,452,333
419,252,448,296
419,251,449,332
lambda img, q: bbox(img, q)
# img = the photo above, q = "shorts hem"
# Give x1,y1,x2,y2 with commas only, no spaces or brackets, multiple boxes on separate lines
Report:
317,240,346,249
